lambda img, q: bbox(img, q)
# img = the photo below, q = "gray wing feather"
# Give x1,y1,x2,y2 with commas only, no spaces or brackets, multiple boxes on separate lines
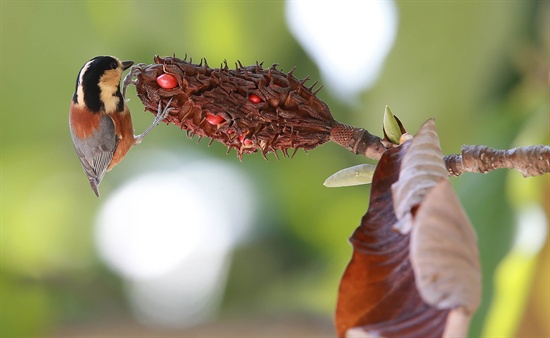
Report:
70,115,118,190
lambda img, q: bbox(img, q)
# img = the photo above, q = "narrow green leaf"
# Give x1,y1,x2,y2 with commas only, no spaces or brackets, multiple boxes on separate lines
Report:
323,164,376,187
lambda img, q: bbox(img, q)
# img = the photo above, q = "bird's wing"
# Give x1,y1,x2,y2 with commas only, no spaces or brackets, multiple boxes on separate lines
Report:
71,115,118,195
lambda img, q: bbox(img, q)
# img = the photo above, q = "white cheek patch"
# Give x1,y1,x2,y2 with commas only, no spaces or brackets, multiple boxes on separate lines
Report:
76,60,93,107
76,86,86,107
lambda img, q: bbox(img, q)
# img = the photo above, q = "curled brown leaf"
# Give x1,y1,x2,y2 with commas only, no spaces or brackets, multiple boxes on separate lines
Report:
391,119,447,234
337,119,481,338
410,179,481,313
336,141,449,338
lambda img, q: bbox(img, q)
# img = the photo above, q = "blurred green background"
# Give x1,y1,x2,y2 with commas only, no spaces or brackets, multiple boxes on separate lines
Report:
1,1,548,337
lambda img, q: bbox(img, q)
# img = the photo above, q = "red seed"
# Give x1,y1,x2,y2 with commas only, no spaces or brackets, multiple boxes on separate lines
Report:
205,113,225,125
238,134,253,146
248,93,262,104
156,73,178,89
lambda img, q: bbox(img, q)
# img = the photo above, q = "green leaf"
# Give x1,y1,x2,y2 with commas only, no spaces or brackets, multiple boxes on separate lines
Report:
323,164,376,187
383,106,402,144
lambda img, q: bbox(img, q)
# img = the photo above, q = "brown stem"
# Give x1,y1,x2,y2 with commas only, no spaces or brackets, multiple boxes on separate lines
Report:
329,122,388,160
330,125,550,178
444,145,550,177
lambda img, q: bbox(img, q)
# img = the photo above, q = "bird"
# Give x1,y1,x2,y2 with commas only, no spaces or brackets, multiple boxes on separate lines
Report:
69,55,172,197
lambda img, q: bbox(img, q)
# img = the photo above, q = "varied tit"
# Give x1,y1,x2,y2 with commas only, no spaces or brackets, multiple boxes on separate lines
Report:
69,55,172,197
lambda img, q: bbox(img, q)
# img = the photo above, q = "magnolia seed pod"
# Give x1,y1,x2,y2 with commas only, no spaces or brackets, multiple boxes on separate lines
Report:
130,55,386,160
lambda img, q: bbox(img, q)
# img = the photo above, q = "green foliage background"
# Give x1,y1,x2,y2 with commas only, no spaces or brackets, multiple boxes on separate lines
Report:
1,1,548,336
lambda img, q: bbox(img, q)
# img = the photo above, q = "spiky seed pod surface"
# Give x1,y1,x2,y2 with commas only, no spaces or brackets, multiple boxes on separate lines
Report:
132,55,351,159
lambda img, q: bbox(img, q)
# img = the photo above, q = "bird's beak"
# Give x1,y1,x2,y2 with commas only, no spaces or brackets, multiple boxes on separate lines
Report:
121,60,134,71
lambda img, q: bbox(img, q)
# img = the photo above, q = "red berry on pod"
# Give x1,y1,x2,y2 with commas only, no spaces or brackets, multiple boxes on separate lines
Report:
238,133,253,146
205,113,225,125
156,73,178,89
248,93,262,104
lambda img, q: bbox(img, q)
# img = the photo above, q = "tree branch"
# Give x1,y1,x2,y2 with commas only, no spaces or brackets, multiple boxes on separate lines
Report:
331,125,550,178
444,145,550,177
329,122,387,161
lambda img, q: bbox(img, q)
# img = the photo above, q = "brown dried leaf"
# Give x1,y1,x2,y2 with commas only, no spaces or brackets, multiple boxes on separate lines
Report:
389,118,481,314
336,118,481,338
335,141,449,338
410,179,481,313
391,119,447,234
442,307,473,338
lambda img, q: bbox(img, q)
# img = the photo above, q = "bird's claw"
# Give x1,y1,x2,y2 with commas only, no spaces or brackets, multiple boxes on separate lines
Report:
134,98,174,144
154,98,174,124
122,63,146,100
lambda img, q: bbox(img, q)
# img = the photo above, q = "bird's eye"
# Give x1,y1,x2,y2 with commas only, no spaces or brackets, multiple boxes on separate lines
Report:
110,60,119,69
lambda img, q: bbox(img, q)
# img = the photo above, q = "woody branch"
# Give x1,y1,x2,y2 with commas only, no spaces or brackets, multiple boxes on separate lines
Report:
346,129,550,178
443,144,550,178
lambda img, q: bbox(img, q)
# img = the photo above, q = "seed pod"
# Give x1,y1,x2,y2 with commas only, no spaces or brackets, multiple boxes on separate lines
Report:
130,55,386,160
